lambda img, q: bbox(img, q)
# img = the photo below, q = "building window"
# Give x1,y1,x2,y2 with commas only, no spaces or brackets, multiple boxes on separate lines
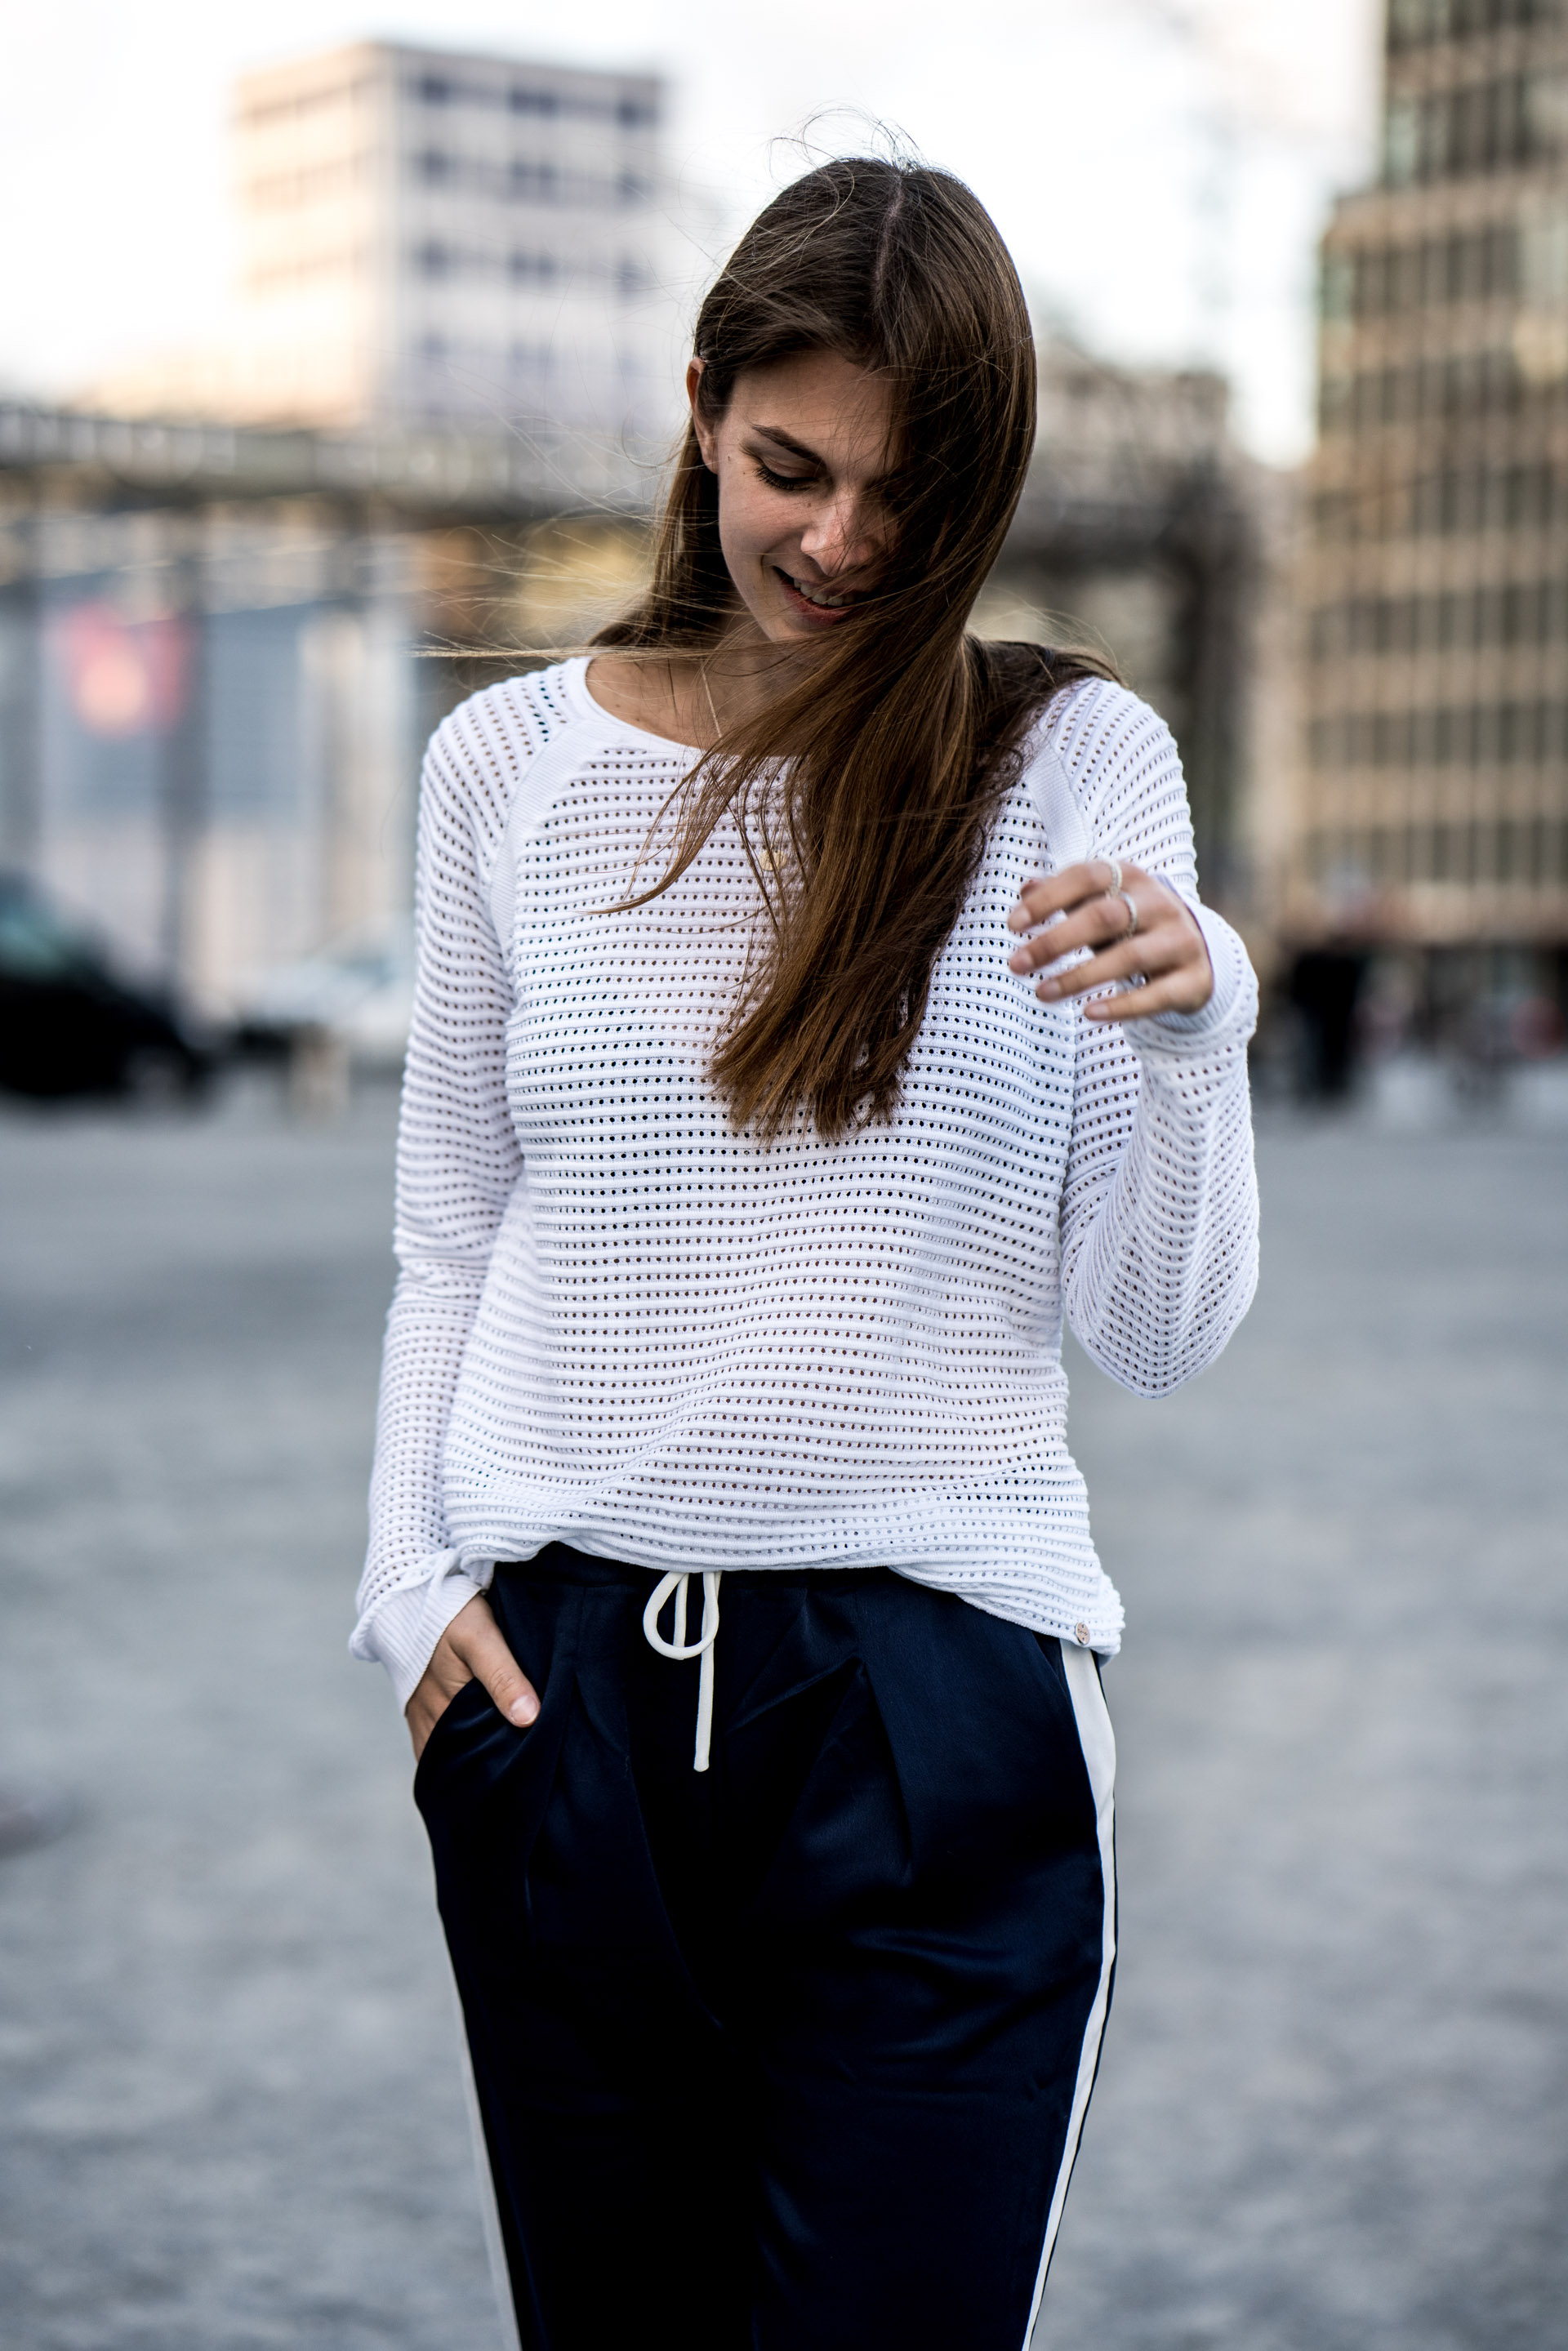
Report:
509,87,559,115
416,241,452,279
1335,350,1521,430
1521,203,1568,305
1347,225,1521,318
417,74,452,105
1388,0,1552,49
415,149,452,185
510,161,560,202
1385,99,1419,185
1322,699,1568,773
1526,72,1568,162
1406,463,1560,535
1383,73,1551,185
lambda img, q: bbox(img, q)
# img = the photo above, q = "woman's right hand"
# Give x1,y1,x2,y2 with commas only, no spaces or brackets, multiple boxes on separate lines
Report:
406,1593,539,1763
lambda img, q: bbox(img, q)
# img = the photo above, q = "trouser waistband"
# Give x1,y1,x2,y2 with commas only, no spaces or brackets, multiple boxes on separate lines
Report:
501,1544,892,1591
500,1547,893,1770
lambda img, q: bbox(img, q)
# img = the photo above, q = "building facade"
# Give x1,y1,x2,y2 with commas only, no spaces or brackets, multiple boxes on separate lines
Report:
1297,0,1568,1028
98,42,679,445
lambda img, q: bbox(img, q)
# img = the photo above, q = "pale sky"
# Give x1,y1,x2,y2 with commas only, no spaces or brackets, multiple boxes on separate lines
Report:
0,0,1383,463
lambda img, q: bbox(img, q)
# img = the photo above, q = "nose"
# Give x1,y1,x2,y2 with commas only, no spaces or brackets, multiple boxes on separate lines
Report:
799,489,877,578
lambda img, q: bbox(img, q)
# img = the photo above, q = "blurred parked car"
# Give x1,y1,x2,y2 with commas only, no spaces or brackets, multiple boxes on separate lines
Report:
0,873,216,1102
234,921,415,1076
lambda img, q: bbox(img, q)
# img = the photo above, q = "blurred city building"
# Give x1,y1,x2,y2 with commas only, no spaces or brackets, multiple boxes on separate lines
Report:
1294,0,1568,1067
90,41,680,447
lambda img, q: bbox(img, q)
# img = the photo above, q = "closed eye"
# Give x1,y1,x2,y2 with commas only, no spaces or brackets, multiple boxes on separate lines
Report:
754,460,818,492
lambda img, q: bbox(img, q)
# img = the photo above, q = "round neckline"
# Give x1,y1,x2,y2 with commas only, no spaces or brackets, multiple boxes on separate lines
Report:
568,654,706,759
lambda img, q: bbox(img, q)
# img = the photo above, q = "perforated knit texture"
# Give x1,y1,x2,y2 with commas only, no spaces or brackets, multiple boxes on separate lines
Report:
355,659,1259,1706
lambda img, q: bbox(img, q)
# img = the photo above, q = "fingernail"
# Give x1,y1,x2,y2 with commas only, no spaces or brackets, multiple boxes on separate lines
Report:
1036,979,1060,1000
510,1695,537,1725
1007,950,1030,973
1007,904,1028,928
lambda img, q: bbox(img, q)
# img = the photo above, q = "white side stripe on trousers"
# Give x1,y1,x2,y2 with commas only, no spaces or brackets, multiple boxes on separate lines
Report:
1022,1642,1117,2349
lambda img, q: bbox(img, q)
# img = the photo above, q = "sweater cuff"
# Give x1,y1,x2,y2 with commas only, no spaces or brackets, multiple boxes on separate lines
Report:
350,1551,496,1713
1125,899,1258,1058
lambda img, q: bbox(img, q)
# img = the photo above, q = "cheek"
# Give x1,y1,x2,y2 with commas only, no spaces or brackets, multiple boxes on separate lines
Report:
716,471,791,576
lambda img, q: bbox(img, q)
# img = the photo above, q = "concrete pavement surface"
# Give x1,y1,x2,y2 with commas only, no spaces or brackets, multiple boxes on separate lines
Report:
0,1081,1563,2350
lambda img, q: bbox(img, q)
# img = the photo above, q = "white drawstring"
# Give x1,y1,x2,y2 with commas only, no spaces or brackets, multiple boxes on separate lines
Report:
641,1571,723,1771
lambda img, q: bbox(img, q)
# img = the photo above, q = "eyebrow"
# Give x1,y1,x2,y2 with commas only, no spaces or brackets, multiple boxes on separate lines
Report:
744,421,899,490
745,425,823,464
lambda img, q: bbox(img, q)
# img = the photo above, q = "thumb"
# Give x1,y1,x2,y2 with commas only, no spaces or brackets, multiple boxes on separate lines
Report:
449,1596,539,1727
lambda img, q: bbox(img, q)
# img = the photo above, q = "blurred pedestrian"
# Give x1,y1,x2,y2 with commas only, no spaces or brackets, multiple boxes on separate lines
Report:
355,156,1259,2350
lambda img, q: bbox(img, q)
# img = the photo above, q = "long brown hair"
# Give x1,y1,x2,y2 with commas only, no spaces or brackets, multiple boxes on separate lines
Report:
594,156,1114,1139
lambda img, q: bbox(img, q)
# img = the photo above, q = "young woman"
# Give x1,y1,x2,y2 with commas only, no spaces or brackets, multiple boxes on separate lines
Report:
354,158,1258,2351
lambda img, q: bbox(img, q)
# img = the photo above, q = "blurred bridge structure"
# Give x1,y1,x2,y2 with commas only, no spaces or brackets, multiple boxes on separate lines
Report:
988,342,1263,918
0,344,1272,1022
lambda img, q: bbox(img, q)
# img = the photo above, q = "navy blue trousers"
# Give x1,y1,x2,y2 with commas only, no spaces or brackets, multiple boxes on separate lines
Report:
415,1548,1116,2351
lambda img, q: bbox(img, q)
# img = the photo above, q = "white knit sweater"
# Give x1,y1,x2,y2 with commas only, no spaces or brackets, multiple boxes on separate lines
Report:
355,658,1259,1709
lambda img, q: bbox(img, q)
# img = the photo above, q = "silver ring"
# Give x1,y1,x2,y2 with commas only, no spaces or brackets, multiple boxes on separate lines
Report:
1110,887,1139,939
1102,857,1123,894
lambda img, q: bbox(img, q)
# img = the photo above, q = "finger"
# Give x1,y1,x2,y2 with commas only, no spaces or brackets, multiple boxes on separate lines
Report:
1071,943,1213,1017
448,1595,539,1727
1044,940,1175,1006
1009,888,1141,975
1070,901,1213,1017
1082,973,1210,1020
1036,933,1181,1000
404,1636,475,1759
1006,860,1123,931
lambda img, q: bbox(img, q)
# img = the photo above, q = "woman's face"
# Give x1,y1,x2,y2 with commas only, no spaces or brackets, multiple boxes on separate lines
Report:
688,348,896,644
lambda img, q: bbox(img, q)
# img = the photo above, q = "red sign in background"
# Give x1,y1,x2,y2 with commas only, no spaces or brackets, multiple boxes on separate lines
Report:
55,603,189,739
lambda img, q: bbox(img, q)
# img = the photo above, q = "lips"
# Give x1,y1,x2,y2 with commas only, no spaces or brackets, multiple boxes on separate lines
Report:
773,567,863,625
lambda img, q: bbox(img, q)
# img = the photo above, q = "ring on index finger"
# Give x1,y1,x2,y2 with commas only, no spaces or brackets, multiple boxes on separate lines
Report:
1101,857,1123,893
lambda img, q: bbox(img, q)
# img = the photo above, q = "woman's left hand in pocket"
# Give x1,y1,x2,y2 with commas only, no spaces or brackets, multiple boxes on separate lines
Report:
1005,858,1213,1022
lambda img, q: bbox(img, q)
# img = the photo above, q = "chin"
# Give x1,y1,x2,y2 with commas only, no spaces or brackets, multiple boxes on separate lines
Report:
755,608,828,647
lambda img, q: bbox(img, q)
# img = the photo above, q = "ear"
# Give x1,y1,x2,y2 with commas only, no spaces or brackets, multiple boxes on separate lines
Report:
687,357,720,473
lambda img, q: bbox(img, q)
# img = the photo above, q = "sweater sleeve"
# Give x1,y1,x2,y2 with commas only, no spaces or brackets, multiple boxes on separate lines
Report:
1050,682,1260,1396
351,693,528,1708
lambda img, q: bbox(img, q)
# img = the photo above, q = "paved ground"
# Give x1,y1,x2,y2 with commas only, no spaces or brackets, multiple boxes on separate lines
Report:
0,1079,1563,2350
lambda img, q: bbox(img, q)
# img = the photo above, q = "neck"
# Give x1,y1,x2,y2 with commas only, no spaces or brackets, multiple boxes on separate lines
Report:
586,624,822,751
697,626,813,738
